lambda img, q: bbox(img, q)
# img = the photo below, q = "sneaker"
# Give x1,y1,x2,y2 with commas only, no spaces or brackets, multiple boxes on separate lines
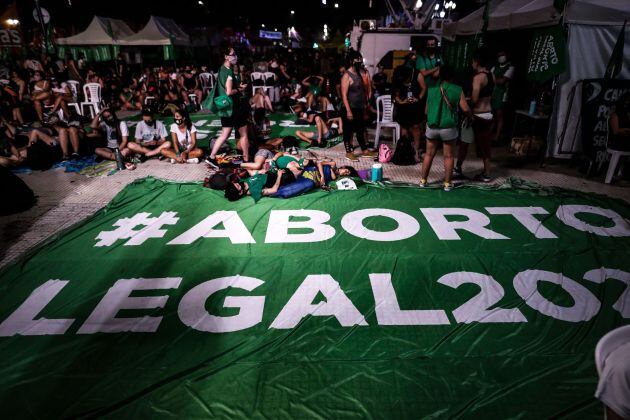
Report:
419,178,428,188
473,172,492,183
71,152,80,160
187,158,199,164
137,154,148,163
360,150,377,158
345,152,359,162
205,156,219,169
443,182,453,192
290,146,299,155
61,155,70,162
170,158,177,164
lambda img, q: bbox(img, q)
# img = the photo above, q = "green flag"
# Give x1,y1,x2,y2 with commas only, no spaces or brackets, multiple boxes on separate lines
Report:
482,0,491,33
553,0,566,12
526,25,567,82
605,20,626,79
164,44,175,60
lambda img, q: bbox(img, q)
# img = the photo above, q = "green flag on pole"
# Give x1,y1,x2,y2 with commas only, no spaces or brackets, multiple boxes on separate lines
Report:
604,20,627,79
526,25,567,82
482,0,491,34
553,0,566,12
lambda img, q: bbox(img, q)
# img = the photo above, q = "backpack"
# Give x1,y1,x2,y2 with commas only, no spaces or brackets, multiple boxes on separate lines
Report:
378,143,393,163
27,140,59,171
204,169,240,190
391,136,416,166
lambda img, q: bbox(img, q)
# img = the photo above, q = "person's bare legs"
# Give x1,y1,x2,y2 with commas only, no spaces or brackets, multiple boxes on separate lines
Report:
237,125,250,162
443,140,454,184
95,147,116,161
160,147,178,160
420,139,439,181
209,127,233,159
57,128,70,157
13,108,24,125
68,127,80,154
187,148,204,160
33,100,43,121
456,142,469,173
240,155,267,170
295,130,315,144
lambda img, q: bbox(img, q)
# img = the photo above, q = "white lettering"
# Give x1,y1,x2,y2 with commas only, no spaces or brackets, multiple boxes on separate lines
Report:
169,211,255,244
421,208,509,240
556,205,630,237
486,207,557,239
341,209,420,241
265,210,335,243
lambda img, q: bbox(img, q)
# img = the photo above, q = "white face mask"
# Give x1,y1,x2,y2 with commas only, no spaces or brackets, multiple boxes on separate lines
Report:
228,56,238,65
498,55,507,65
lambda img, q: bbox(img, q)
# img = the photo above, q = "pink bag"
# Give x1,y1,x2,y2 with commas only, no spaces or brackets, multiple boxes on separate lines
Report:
378,143,393,163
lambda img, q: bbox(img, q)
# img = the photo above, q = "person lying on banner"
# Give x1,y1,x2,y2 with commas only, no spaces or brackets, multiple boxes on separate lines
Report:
301,160,357,190
295,114,343,147
224,169,296,202
127,109,171,162
271,151,315,178
595,325,630,420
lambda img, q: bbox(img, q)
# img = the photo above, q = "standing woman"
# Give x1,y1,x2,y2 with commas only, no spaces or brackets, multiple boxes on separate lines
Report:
161,109,203,164
340,51,375,162
206,47,251,169
455,50,495,182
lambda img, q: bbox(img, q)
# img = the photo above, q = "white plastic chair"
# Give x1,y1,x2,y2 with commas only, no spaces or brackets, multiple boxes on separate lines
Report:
250,72,270,96
264,72,279,103
66,80,82,115
374,95,400,149
604,117,630,184
80,83,103,118
198,72,214,95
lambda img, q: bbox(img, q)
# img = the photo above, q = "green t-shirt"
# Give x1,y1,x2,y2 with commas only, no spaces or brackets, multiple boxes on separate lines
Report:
275,155,304,169
416,55,441,88
244,172,268,203
426,82,463,129
217,65,234,98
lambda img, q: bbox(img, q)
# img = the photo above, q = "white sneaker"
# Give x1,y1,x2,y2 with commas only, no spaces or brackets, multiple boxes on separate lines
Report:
170,158,176,164
187,158,199,164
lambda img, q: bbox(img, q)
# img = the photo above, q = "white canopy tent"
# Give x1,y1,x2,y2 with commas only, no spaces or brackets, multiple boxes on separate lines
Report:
56,16,135,45
118,16,191,46
443,0,630,158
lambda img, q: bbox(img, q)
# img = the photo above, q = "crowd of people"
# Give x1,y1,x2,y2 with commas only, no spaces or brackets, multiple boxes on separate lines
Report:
0,40,538,197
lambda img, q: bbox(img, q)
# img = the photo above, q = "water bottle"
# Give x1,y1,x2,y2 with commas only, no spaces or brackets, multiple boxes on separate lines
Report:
371,163,383,182
114,147,125,170
528,99,537,115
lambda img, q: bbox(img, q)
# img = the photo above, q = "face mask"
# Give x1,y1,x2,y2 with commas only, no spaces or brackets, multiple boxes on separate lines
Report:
271,62,278,68
105,117,115,125
228,56,238,65
498,55,507,64
175,118,184,125
427,46,436,53
145,119,155,126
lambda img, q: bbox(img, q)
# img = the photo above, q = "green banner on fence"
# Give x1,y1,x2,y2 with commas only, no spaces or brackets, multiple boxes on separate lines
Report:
526,25,567,82
0,178,629,418
443,35,483,77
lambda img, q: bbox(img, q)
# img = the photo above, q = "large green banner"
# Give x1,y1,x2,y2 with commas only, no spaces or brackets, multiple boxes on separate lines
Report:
0,178,629,418
526,25,567,82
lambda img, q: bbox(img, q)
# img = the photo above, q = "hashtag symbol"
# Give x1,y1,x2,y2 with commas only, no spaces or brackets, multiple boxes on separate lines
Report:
95,212,179,247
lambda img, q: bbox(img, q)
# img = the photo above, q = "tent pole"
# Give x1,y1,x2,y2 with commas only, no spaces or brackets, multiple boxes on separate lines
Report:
33,0,48,55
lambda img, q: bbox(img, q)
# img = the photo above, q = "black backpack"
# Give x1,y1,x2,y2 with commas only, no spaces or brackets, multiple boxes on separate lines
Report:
204,169,237,190
27,140,60,171
391,136,416,166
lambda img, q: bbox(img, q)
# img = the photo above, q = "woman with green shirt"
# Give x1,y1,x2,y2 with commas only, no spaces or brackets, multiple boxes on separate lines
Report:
206,47,251,169
420,66,472,191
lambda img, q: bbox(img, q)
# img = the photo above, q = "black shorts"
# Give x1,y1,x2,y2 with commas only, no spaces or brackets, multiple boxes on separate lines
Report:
221,99,249,129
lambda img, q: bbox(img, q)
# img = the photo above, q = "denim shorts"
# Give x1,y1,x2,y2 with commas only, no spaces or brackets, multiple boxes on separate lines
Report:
425,126,458,141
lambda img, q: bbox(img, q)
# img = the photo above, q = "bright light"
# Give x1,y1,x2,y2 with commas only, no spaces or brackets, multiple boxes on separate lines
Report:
451,2,456,9
439,10,445,17
414,0,422,9
434,3,440,10
313,42,319,49
334,3,339,8
198,0,203,4
274,28,278,31
290,10,295,14
261,24,265,28
324,24,328,29
322,0,327,4
5,18,19,26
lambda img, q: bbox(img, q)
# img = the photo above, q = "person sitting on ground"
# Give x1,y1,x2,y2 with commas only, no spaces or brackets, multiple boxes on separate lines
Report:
295,114,342,147
302,75,325,110
28,114,81,161
119,84,141,110
128,109,171,160
90,108,135,169
161,109,203,164
224,169,295,202
0,121,24,167
419,66,473,191
250,88,273,112
31,70,51,122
